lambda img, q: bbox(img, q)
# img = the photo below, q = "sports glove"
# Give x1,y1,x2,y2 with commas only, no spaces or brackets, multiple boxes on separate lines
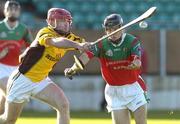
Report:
64,68,76,80
64,55,84,80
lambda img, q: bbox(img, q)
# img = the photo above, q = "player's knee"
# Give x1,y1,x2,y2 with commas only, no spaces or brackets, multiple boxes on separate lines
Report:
57,98,70,112
135,116,146,124
61,99,69,110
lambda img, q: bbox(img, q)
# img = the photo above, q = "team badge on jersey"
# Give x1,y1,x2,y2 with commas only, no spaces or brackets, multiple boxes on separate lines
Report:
0,32,7,38
105,49,113,56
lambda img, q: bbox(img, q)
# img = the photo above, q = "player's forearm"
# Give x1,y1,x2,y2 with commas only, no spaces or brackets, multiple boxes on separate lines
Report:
119,57,141,70
79,52,90,65
70,52,90,71
19,47,30,63
64,52,91,79
127,63,141,69
48,37,81,49
127,55,141,69
123,59,141,70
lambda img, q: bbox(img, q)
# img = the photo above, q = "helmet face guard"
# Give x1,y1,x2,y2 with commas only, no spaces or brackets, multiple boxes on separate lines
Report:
47,8,72,35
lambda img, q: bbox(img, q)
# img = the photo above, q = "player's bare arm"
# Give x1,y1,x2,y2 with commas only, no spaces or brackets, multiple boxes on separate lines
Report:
45,37,90,51
64,52,90,79
121,55,142,70
19,47,30,63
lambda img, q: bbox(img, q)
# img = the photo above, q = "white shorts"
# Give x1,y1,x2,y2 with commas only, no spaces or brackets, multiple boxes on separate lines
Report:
7,70,52,103
0,63,17,79
105,82,147,112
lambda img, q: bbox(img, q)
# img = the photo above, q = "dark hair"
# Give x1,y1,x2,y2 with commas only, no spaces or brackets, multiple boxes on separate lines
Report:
4,0,21,10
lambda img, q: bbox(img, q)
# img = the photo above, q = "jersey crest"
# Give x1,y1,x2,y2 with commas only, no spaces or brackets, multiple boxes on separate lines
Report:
105,49,113,57
0,32,7,38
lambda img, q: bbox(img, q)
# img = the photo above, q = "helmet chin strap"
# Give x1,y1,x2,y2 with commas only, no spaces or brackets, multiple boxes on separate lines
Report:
48,19,71,35
48,19,57,29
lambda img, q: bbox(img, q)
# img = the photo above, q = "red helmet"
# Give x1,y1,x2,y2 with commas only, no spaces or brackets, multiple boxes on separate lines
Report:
47,8,72,23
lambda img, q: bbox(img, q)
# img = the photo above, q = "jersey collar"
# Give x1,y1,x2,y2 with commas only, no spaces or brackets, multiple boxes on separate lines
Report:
111,33,126,47
3,18,19,30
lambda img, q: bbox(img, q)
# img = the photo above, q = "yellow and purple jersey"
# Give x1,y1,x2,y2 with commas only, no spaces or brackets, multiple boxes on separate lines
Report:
19,26,84,82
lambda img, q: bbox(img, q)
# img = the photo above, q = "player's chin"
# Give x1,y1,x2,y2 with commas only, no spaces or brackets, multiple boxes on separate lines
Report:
63,29,70,34
110,37,119,42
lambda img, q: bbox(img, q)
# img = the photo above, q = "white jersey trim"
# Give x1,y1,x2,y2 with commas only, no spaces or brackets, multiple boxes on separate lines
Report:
3,18,19,30
111,33,126,47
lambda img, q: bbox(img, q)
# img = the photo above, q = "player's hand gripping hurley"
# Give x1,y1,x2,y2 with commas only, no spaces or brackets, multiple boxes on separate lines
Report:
90,6,157,45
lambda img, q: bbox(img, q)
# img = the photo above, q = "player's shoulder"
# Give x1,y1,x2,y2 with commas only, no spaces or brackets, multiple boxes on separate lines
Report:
38,27,52,33
124,33,141,48
124,33,139,43
18,22,30,29
37,27,56,36
66,32,85,43
18,22,26,27
125,33,137,40
93,37,107,49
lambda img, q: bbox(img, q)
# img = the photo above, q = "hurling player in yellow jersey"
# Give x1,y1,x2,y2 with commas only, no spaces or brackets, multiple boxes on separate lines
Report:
0,8,89,124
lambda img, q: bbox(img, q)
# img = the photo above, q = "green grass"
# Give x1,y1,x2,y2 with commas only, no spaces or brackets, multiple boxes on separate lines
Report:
15,110,180,124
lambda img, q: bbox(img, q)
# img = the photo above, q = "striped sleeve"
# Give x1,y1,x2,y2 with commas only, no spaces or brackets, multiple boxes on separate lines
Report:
65,33,85,51
86,41,103,58
36,29,54,47
131,38,141,58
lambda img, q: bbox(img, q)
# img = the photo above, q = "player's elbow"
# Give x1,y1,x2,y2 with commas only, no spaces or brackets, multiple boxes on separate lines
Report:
46,37,74,48
44,38,54,47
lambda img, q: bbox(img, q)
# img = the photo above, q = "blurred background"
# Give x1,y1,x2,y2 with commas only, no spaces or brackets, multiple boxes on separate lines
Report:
1,0,180,114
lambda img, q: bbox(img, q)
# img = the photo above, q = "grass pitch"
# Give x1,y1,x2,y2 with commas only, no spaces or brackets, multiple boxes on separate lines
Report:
16,110,180,124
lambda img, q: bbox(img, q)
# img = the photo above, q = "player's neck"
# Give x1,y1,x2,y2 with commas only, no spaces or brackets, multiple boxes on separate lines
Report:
4,18,19,30
109,33,126,47
7,20,18,28
109,36,122,45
